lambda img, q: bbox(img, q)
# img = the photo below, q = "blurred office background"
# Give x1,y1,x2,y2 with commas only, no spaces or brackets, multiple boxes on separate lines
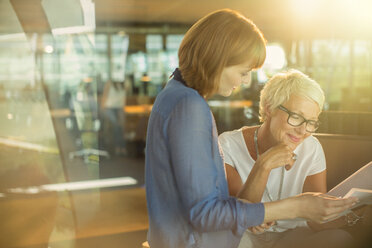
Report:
0,0,372,247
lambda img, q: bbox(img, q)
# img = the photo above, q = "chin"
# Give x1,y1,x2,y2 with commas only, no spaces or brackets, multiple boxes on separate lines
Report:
283,136,301,149
219,91,232,97
291,138,305,148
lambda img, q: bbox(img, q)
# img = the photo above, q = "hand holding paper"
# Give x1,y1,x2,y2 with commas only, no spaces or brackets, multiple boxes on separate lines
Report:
344,188,372,209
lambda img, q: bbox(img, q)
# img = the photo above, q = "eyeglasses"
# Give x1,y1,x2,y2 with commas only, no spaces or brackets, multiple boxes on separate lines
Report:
278,105,320,133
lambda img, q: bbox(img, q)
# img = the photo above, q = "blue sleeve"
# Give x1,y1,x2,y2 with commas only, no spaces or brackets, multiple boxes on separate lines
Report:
167,94,264,234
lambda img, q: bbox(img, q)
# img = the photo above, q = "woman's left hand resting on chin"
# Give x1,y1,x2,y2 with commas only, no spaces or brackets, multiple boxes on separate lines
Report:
255,143,297,172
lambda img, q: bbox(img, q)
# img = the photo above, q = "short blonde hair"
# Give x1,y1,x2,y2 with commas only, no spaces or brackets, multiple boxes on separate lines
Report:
178,9,266,98
259,69,325,122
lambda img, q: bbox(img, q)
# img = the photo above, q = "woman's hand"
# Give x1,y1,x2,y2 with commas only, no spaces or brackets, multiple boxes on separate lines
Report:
238,143,296,202
263,192,358,224
308,204,372,231
294,193,358,224
257,143,297,171
249,221,276,234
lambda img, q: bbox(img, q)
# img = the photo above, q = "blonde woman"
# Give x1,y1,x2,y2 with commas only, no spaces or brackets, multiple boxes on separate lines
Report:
219,70,355,248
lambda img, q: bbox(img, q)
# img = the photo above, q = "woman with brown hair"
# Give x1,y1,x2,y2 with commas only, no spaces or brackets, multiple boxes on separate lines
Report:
145,9,357,248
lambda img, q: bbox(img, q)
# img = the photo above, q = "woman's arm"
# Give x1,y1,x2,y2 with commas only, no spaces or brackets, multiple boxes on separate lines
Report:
302,170,327,193
236,143,296,202
224,158,357,229
226,152,298,234
264,193,358,224
225,164,243,196
236,160,271,202
225,161,270,202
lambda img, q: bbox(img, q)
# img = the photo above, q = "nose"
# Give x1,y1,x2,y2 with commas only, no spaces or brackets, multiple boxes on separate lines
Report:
295,122,307,135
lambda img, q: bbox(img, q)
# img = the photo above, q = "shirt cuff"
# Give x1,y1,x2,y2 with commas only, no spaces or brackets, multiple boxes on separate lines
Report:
236,200,265,236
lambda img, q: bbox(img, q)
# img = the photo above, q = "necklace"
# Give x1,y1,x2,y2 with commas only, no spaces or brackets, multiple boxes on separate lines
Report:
254,126,284,202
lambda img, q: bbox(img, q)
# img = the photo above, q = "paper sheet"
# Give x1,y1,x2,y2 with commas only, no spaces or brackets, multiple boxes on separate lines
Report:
328,161,372,197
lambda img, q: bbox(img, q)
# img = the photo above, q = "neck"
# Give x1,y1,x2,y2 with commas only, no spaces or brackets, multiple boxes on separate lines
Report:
257,122,277,154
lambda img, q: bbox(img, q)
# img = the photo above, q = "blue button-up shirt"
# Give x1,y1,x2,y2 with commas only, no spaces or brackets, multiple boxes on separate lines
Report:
145,74,264,248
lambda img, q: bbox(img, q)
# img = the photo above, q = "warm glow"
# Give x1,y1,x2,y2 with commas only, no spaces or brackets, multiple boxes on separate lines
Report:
263,45,286,71
44,45,54,53
291,0,322,19
291,0,372,31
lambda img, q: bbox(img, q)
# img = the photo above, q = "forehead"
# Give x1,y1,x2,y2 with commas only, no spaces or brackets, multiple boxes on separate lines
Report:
227,59,255,70
238,59,255,69
282,94,320,119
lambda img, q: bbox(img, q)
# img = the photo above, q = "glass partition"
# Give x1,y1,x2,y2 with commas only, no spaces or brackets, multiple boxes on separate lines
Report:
0,1,77,247
0,1,141,247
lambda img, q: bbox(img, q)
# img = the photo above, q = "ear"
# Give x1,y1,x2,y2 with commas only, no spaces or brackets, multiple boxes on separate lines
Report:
264,103,272,116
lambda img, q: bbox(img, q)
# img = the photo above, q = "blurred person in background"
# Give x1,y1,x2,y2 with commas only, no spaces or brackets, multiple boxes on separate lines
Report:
101,80,127,156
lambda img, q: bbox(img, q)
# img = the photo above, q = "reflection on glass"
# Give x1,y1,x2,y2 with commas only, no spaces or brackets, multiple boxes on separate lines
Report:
0,17,76,248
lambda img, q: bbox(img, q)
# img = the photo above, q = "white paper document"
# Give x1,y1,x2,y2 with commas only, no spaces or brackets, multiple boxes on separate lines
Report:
283,162,372,223
322,161,372,222
344,188,372,208
327,161,372,197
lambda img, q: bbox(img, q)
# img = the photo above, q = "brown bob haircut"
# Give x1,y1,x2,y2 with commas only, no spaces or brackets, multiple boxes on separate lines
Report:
178,9,266,98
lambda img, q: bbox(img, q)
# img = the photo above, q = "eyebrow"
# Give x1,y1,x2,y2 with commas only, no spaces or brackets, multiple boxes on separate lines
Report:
291,109,318,121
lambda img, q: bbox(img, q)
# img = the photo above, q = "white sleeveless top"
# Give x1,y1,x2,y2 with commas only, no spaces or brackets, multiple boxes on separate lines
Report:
219,128,326,232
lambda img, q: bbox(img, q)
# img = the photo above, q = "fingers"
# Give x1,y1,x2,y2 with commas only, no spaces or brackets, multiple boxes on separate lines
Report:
260,223,270,229
316,196,359,222
299,193,359,223
251,226,265,234
266,221,276,227
263,144,297,170
325,196,358,208
329,198,358,214
261,221,276,228
320,212,346,223
250,222,275,234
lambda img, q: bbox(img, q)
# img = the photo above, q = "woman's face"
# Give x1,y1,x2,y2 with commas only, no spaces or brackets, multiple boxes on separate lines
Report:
217,61,253,97
267,94,321,150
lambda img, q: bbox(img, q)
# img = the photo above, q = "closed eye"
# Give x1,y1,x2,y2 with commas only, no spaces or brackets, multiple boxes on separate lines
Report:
241,71,250,77
290,113,302,120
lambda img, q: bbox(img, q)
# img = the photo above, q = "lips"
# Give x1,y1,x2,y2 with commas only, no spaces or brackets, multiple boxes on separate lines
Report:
288,133,301,143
